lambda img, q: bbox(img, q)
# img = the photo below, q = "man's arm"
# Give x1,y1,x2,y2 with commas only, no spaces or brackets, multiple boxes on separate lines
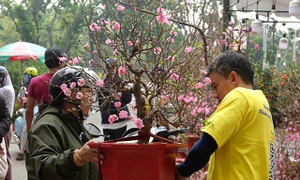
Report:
176,132,218,177
25,96,35,133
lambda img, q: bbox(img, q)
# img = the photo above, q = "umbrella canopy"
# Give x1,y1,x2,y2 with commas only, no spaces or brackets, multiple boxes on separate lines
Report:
0,41,46,63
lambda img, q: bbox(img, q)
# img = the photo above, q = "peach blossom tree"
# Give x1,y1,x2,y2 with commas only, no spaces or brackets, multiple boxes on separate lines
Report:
63,0,227,138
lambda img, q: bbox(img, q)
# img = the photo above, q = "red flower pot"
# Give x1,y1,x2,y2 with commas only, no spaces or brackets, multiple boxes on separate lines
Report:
186,135,200,152
90,132,186,180
97,142,185,180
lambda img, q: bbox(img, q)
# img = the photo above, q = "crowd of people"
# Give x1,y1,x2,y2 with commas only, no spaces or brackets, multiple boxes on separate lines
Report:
0,50,276,180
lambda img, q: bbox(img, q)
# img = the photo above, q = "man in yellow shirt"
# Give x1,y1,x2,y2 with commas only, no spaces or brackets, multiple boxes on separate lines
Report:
175,51,277,180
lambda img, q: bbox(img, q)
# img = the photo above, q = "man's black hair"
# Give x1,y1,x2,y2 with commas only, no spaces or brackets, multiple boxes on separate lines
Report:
44,46,66,69
207,51,254,86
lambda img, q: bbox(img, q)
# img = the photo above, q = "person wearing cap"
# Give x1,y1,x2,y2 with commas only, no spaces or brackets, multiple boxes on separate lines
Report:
26,66,101,180
15,67,39,161
25,46,66,133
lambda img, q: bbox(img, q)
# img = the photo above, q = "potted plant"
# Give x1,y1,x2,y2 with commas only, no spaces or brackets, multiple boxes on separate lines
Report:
59,0,229,179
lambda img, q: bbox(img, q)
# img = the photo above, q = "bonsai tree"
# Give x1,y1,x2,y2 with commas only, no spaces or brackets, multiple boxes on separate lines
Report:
60,0,248,141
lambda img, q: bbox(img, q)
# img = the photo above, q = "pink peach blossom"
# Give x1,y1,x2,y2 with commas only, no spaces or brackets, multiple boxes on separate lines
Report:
77,78,85,87
117,5,125,11
114,101,121,109
89,23,100,31
135,118,144,129
76,92,83,99
108,114,118,124
118,66,126,76
119,110,128,118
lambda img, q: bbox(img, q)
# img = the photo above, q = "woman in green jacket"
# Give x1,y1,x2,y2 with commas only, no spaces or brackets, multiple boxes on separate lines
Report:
26,66,102,180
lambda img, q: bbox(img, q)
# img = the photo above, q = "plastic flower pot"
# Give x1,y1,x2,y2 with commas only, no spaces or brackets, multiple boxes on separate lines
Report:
89,131,186,180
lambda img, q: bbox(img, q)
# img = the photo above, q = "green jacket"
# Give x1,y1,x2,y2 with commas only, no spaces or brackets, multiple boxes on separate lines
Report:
25,105,99,180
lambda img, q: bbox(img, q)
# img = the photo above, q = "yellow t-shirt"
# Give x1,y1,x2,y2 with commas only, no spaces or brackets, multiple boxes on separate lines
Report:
202,87,276,180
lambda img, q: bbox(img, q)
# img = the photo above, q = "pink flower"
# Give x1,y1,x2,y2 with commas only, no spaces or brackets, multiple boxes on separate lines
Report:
105,38,113,45
119,110,128,119
70,82,76,89
60,83,71,97
118,66,126,76
83,43,88,49
170,30,177,36
108,114,118,124
170,73,179,81
154,47,162,55
60,83,68,91
167,56,175,62
115,92,122,101
92,50,97,54
201,70,207,75
68,60,74,66
203,77,211,84
167,37,174,43
59,57,68,62
191,109,198,116
255,44,259,50
195,82,204,89
73,57,82,64
102,19,110,25
77,78,85,87
62,88,71,97
117,5,125,11
185,47,194,54
89,59,94,66
113,49,118,55
156,7,170,24
127,41,133,46
178,94,184,101
229,21,234,26
114,101,121,109
249,40,253,45
96,79,105,87
112,21,121,30
135,118,144,129
89,23,100,31
183,96,194,104
76,92,83,99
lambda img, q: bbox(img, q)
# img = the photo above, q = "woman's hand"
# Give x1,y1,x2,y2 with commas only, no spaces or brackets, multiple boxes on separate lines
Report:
75,140,104,166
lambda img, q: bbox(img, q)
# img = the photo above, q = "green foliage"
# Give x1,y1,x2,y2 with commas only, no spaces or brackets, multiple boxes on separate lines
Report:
253,59,300,128
0,15,20,46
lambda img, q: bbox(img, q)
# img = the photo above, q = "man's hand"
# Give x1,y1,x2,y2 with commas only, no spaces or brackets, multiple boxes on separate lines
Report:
199,171,208,180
